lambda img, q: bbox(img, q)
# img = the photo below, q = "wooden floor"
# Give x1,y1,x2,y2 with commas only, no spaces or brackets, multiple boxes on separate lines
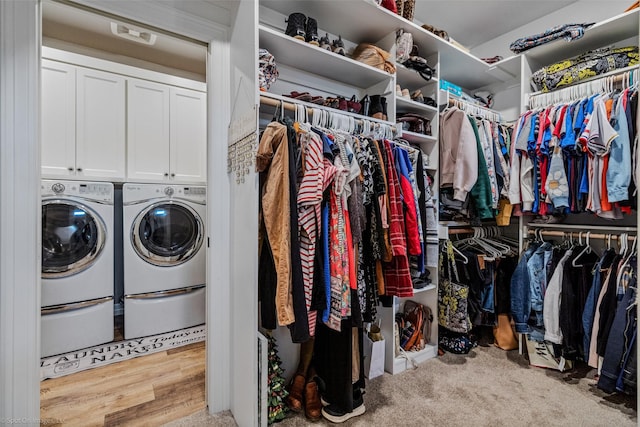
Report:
40,341,206,426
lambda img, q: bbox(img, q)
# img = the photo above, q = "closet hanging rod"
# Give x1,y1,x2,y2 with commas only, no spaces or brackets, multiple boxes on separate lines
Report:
526,223,637,232
446,94,502,122
259,93,395,129
527,230,636,241
448,228,476,235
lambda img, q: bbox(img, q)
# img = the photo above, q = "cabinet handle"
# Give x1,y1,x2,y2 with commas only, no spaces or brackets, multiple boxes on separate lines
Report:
171,173,175,178
68,167,74,171
76,167,83,172
164,173,169,177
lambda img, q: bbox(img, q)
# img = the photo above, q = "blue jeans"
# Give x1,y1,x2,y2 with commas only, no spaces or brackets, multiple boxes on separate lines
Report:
582,249,616,355
511,243,540,333
527,242,553,327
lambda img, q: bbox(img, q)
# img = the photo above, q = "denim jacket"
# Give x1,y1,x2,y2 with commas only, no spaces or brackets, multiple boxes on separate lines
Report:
511,242,540,333
527,242,554,326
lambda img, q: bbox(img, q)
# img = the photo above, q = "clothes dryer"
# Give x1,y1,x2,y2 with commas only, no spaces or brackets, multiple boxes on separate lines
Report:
122,183,206,339
41,180,114,357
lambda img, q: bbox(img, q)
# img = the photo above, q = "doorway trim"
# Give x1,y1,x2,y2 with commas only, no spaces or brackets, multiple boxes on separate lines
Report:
0,0,233,420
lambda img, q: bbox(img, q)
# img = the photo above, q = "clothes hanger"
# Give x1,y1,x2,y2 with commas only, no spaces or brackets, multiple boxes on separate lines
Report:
623,235,637,266
451,240,469,265
572,231,595,267
481,227,513,255
619,233,628,258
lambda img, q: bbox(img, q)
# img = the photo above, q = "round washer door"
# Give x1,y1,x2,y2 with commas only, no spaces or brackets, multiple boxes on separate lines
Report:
131,201,204,267
42,200,107,278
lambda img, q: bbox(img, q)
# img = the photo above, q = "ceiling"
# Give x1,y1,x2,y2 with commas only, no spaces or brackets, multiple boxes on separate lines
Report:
412,0,578,49
42,0,584,76
42,0,209,79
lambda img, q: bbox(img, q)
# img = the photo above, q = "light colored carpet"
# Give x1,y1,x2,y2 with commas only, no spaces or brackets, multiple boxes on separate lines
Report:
163,342,637,427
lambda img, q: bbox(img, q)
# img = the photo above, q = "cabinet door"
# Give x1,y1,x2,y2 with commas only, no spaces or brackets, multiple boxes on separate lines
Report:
126,78,171,182
76,67,126,180
41,60,76,178
170,87,207,183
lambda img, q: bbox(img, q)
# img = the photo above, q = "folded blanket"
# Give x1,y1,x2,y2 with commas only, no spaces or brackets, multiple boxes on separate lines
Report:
531,46,639,92
510,23,595,54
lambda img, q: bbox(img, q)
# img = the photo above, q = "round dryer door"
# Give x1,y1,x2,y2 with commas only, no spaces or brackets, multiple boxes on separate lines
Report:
42,200,107,278
132,201,204,267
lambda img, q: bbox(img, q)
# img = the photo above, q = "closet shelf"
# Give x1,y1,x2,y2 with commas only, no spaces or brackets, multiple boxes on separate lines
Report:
392,343,438,372
396,97,438,115
259,25,392,88
261,0,520,91
526,223,638,232
396,63,439,89
261,0,410,49
413,283,437,294
521,8,640,67
260,92,394,126
398,130,437,145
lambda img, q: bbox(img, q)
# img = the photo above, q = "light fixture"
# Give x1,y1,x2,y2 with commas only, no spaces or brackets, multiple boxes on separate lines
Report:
110,22,157,45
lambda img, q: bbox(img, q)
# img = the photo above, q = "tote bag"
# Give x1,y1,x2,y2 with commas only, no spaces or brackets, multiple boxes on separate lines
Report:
437,240,472,334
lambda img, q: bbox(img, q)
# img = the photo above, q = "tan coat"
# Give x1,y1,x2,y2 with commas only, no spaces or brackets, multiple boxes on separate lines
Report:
256,122,295,326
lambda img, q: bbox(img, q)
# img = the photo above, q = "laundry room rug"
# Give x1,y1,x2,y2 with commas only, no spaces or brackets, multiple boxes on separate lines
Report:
40,325,206,380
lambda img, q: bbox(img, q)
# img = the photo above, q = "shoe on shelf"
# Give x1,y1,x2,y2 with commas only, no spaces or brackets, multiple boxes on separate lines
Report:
337,96,348,111
304,377,323,421
381,96,388,120
369,95,383,119
332,35,346,56
285,91,312,102
319,33,332,51
347,95,362,114
324,97,340,109
285,12,306,41
285,373,306,413
401,88,411,99
411,89,424,103
396,84,403,98
360,95,371,117
321,397,365,423
305,17,319,46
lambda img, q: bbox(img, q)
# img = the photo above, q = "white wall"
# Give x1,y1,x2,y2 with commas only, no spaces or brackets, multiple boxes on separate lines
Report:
228,1,260,426
472,0,636,60
0,1,41,424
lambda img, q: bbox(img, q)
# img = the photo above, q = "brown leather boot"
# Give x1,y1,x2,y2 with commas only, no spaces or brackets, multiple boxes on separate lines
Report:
285,373,305,413
304,377,322,421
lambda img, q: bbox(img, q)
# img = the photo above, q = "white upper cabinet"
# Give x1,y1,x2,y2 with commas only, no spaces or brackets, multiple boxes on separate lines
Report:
41,59,76,178
76,67,126,180
126,78,171,182
41,61,126,181
169,87,207,183
126,82,207,183
42,52,207,184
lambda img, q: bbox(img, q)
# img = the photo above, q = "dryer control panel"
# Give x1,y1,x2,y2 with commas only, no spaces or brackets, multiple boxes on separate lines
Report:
123,183,206,203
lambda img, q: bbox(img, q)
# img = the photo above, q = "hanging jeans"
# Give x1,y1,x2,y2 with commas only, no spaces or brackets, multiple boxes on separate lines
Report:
511,243,539,334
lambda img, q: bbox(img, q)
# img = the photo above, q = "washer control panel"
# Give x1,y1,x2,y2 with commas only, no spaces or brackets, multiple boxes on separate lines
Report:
42,180,114,202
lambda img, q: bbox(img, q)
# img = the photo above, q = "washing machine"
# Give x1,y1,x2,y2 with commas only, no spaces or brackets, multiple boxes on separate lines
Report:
41,180,114,357
122,183,206,339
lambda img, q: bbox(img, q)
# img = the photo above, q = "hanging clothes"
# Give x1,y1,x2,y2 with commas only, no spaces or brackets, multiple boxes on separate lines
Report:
510,86,638,220
440,105,512,222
